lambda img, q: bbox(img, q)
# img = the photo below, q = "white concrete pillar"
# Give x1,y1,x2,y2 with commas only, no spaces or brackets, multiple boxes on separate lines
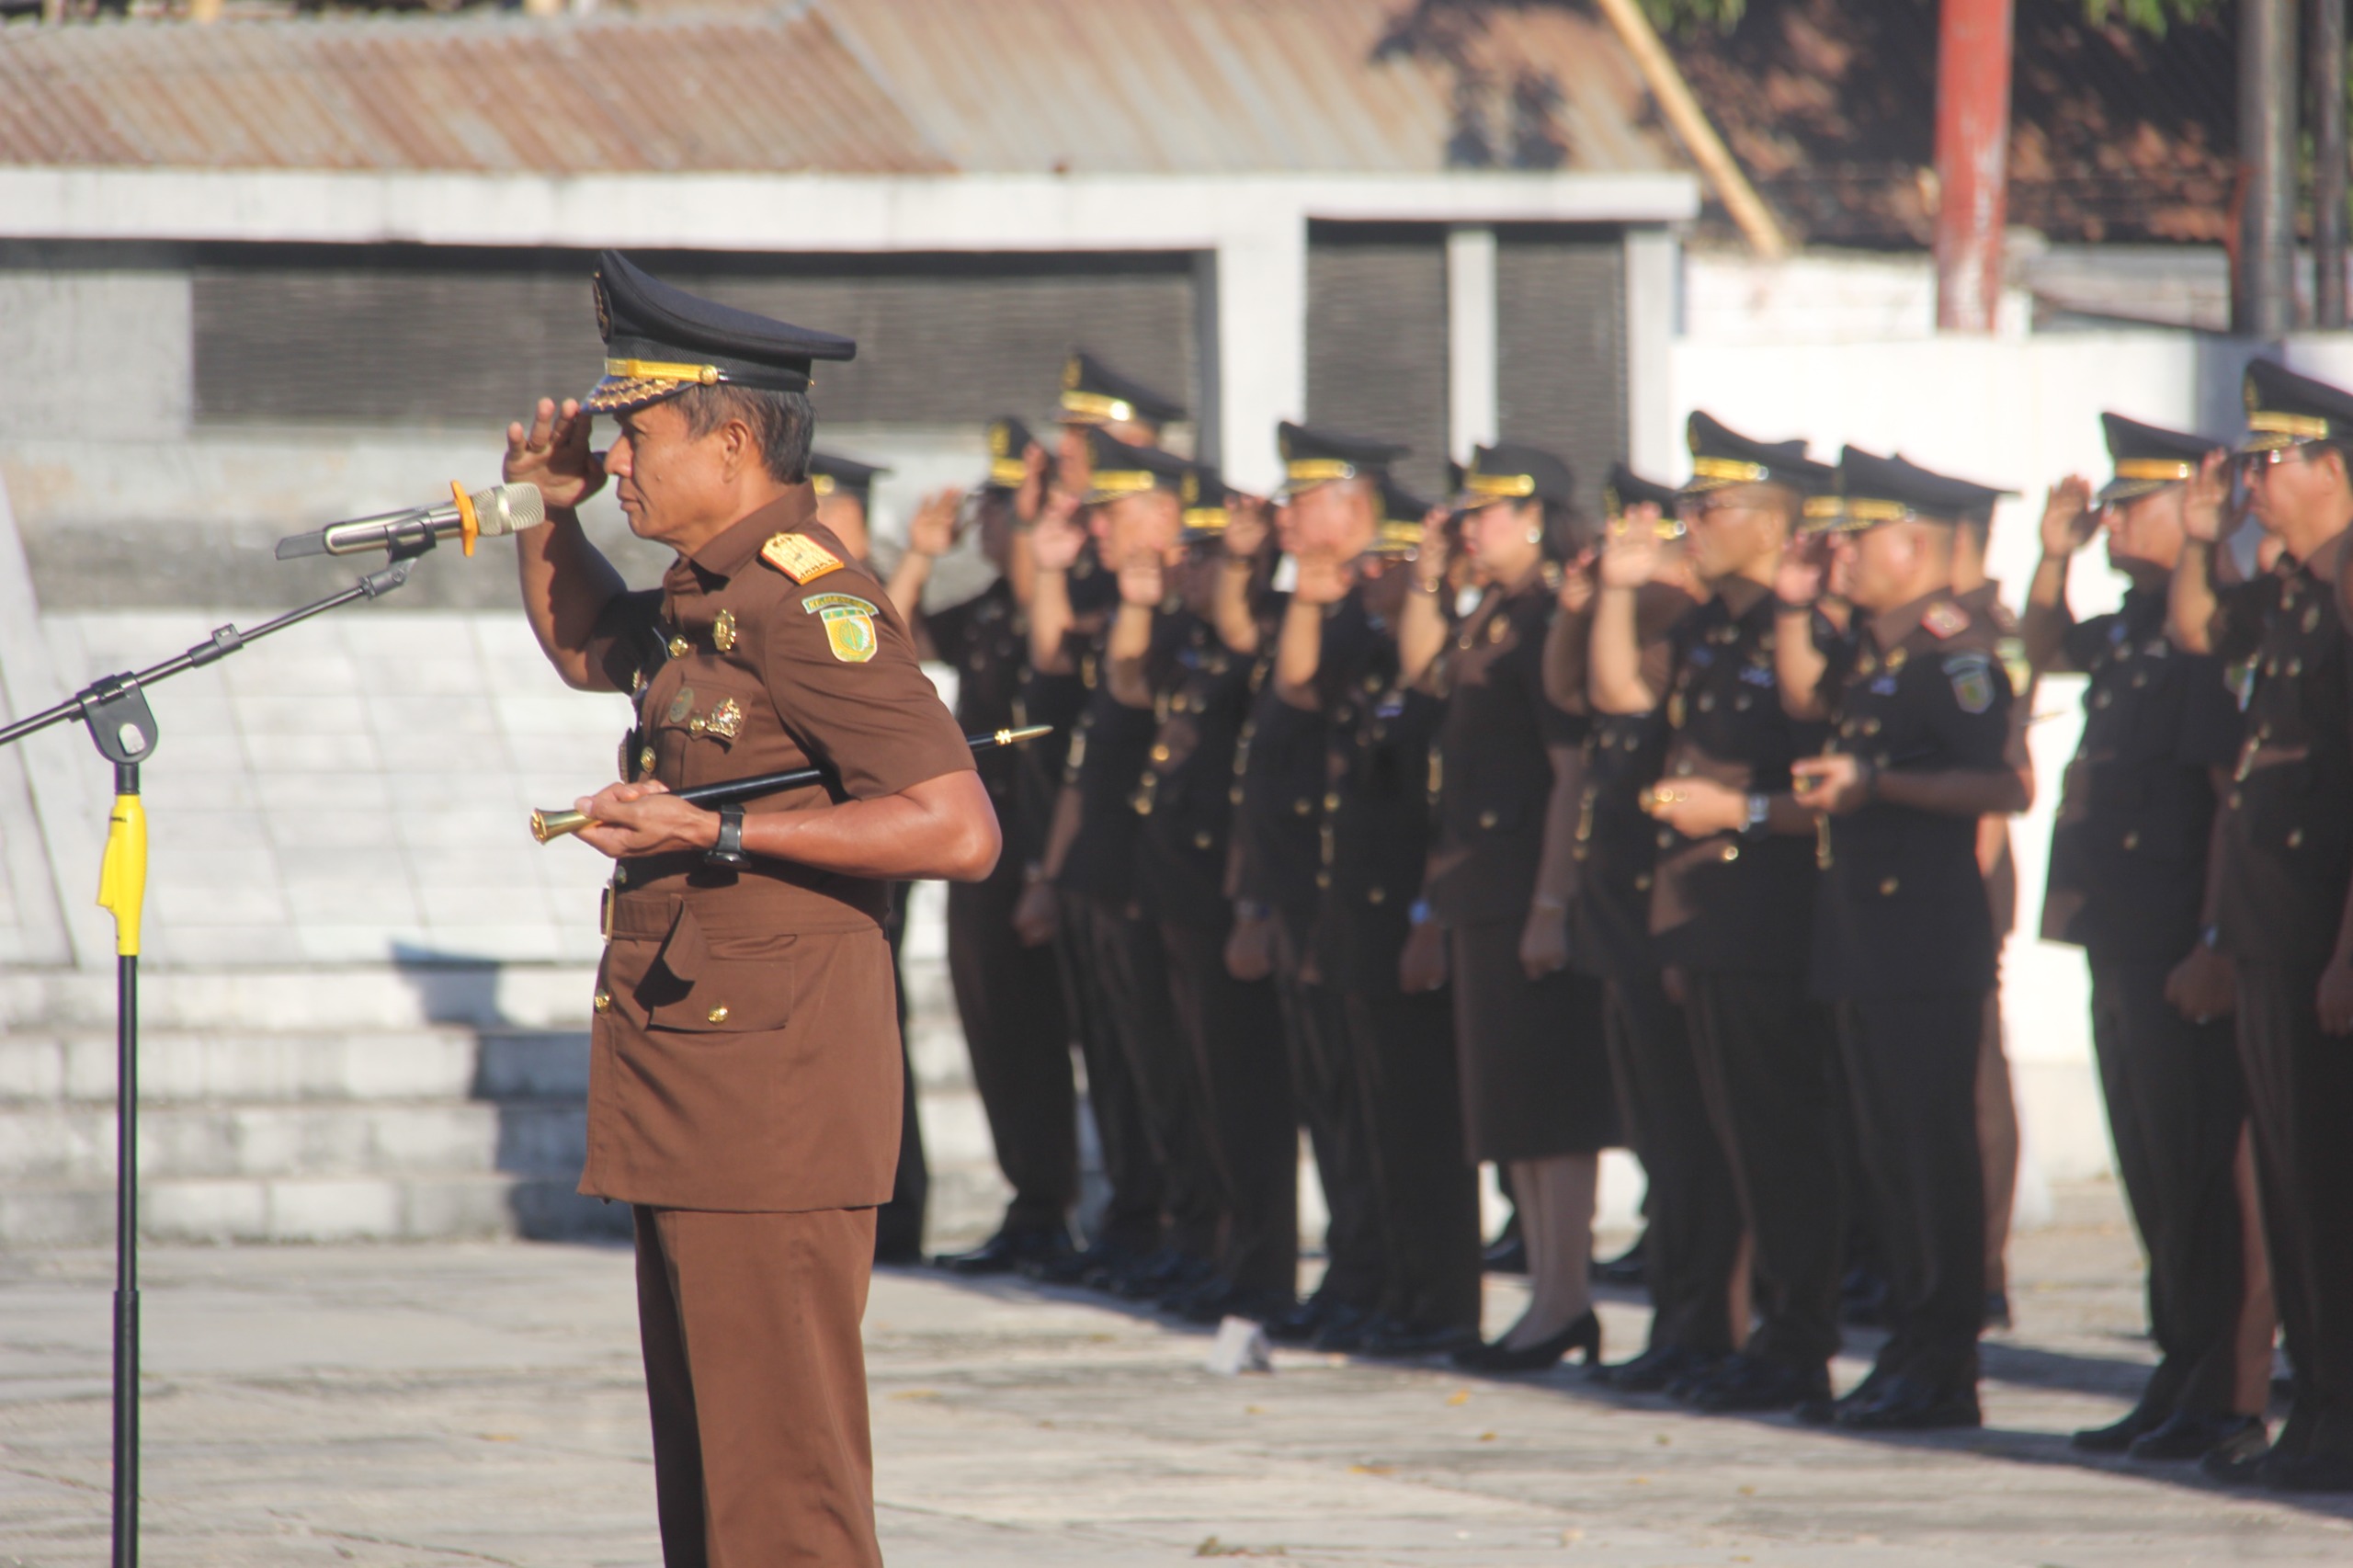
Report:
1623,225,1680,481
1446,225,1497,460
1214,211,1308,494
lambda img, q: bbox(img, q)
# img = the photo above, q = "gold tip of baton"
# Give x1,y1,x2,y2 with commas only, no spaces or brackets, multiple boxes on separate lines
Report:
995,724,1051,746
530,808,593,844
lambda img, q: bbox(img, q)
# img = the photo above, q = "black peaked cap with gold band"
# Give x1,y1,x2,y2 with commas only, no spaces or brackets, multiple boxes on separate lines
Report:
1061,350,1186,429
807,451,888,504
1082,427,1190,506
1372,476,1436,555
1180,463,1232,543
1682,412,1828,497
983,415,1038,492
1823,448,2017,531
2100,413,2221,505
1456,441,1575,508
585,251,856,415
1606,460,1685,540
1275,422,1407,499
2239,358,2353,453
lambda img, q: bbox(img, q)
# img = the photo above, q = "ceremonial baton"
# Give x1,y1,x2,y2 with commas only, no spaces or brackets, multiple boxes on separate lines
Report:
530,724,1051,844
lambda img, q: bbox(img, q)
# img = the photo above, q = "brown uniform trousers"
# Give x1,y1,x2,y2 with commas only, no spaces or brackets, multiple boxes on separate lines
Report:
580,496,975,1565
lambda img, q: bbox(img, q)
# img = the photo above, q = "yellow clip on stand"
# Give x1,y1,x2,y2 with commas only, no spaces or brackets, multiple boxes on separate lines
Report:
97,793,147,957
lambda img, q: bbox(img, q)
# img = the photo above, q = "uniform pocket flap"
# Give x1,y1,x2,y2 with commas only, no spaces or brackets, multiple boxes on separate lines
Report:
642,952,795,1033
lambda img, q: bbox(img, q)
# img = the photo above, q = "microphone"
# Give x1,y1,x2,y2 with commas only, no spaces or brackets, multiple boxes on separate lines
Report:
275,483,545,561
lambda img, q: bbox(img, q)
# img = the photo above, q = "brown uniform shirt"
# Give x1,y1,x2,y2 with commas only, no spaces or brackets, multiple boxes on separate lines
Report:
576,489,976,1212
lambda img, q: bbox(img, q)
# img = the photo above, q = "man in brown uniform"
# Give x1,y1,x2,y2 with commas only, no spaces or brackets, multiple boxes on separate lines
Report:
503,252,999,1564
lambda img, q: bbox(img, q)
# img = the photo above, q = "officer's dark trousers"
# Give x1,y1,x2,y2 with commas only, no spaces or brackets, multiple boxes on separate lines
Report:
947,862,1078,1236
1272,920,1386,1307
1057,890,1162,1252
1835,992,1985,1391
1162,919,1299,1297
876,892,926,1260
2237,958,2353,1460
1607,971,1743,1355
2088,955,2249,1417
1347,981,1483,1333
1088,897,1222,1261
1684,970,1846,1371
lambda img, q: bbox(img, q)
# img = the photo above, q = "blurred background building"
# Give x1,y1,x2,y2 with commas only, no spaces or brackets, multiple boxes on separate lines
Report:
0,0,2346,1251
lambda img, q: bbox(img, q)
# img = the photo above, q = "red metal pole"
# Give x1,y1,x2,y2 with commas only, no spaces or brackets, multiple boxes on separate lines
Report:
1933,0,2016,333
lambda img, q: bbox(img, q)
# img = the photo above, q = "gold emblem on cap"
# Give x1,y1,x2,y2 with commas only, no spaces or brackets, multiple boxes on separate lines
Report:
988,422,1012,457
1465,470,1537,498
1690,456,1770,483
712,609,737,652
605,357,721,385
2113,460,2197,482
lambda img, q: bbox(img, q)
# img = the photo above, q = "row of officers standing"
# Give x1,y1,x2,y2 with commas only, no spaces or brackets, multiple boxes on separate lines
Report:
879,349,2353,1493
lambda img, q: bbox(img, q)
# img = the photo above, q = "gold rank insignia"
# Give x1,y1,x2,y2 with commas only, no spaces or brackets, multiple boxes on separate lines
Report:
760,532,844,584
1921,600,1970,640
691,697,744,740
712,609,737,653
804,592,879,664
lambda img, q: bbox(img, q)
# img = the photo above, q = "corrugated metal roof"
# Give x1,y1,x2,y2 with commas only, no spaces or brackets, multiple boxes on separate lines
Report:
0,7,950,173
0,0,1685,176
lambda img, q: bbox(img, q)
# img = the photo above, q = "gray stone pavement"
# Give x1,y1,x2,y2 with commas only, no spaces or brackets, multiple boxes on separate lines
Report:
3,1183,2349,1566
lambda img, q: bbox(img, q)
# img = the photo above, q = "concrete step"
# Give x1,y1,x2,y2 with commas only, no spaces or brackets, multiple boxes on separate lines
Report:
0,1028,588,1107
0,1172,631,1244
0,1097,587,1184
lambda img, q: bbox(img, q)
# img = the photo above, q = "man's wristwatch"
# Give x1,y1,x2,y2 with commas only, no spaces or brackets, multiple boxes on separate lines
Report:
704,803,751,869
1742,792,1770,838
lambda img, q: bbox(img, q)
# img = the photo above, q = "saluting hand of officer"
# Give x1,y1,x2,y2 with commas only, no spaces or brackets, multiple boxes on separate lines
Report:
1116,544,1166,607
570,779,711,859
1224,492,1272,562
2180,449,2231,545
904,486,963,561
1556,547,1597,615
1031,488,1088,572
1597,503,1663,588
1014,440,1051,527
1290,545,1355,607
2038,475,2097,558
504,396,607,508
1773,533,1830,607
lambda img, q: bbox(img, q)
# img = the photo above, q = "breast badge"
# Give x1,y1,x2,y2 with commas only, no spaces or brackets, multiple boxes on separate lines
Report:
712,609,737,653
804,592,879,664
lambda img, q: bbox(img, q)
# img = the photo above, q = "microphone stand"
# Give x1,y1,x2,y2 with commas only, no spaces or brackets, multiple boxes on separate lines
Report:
0,536,438,1568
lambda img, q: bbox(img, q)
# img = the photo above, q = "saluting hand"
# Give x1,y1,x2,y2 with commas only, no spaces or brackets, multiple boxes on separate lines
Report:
1117,548,1166,608
1290,547,1355,607
571,780,718,860
1223,493,1272,562
1597,506,1662,589
905,486,961,560
2181,449,2230,544
1557,547,1597,615
1031,490,1087,573
2038,475,2096,558
1774,534,1828,607
1015,442,1051,527
505,396,607,511
1414,507,1452,594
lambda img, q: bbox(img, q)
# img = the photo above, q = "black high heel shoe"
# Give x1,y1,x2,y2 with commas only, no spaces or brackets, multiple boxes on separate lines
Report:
1450,1309,1601,1373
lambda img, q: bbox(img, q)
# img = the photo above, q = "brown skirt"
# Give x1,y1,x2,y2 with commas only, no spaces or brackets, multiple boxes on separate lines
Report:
1450,922,1619,1163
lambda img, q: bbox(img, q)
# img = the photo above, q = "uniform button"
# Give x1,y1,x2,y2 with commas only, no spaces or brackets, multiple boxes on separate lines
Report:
2288,827,2306,848
1633,872,1653,892
1293,799,1313,816
1193,830,1213,850
1697,693,1716,713
1720,843,1739,863
1324,791,1342,811
1151,744,1171,762
593,990,613,1013
1315,871,1331,889
1368,886,1387,905
1879,877,1900,896
2121,831,2140,850
668,636,690,659
638,746,657,774
1230,787,1245,805
1479,810,1499,829
1862,717,1882,736
705,1005,730,1024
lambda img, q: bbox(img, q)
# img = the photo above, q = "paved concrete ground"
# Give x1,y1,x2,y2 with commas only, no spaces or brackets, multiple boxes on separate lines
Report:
2,1182,2348,1566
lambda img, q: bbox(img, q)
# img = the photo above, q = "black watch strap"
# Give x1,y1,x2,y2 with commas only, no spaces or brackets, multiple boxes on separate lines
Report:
704,802,751,869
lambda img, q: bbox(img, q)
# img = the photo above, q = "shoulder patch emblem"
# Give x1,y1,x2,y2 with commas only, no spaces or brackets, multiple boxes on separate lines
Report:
1996,634,2031,698
1946,652,1995,715
1922,600,1970,640
760,532,844,585
804,591,879,664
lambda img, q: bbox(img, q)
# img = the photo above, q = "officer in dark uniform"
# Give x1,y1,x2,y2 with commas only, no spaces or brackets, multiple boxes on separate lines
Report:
1019,360,1187,1286
1590,415,1843,1413
1115,467,1301,1324
1548,461,1746,1392
1246,423,1405,1349
1297,477,1486,1358
2167,359,2353,1493
808,450,888,563
501,251,997,1565
2027,414,2266,1465
892,418,1083,1276
1782,448,2029,1431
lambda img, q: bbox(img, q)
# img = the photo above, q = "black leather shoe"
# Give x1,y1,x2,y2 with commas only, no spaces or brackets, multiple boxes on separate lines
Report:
1358,1317,1481,1359
1794,1366,1890,1427
1312,1301,1376,1352
1591,1233,1648,1288
1834,1372,1982,1431
2200,1435,2274,1485
1684,1354,1831,1415
1102,1247,1200,1299
2258,1450,2353,1494
1266,1294,1335,1345
2071,1401,2169,1454
1597,1345,1708,1393
1482,1228,1528,1276
2129,1412,2265,1463
1452,1309,1601,1373
1026,1237,1141,1287
933,1227,1072,1276
1983,1290,2013,1331
1839,1266,1890,1328
1173,1280,1293,1327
